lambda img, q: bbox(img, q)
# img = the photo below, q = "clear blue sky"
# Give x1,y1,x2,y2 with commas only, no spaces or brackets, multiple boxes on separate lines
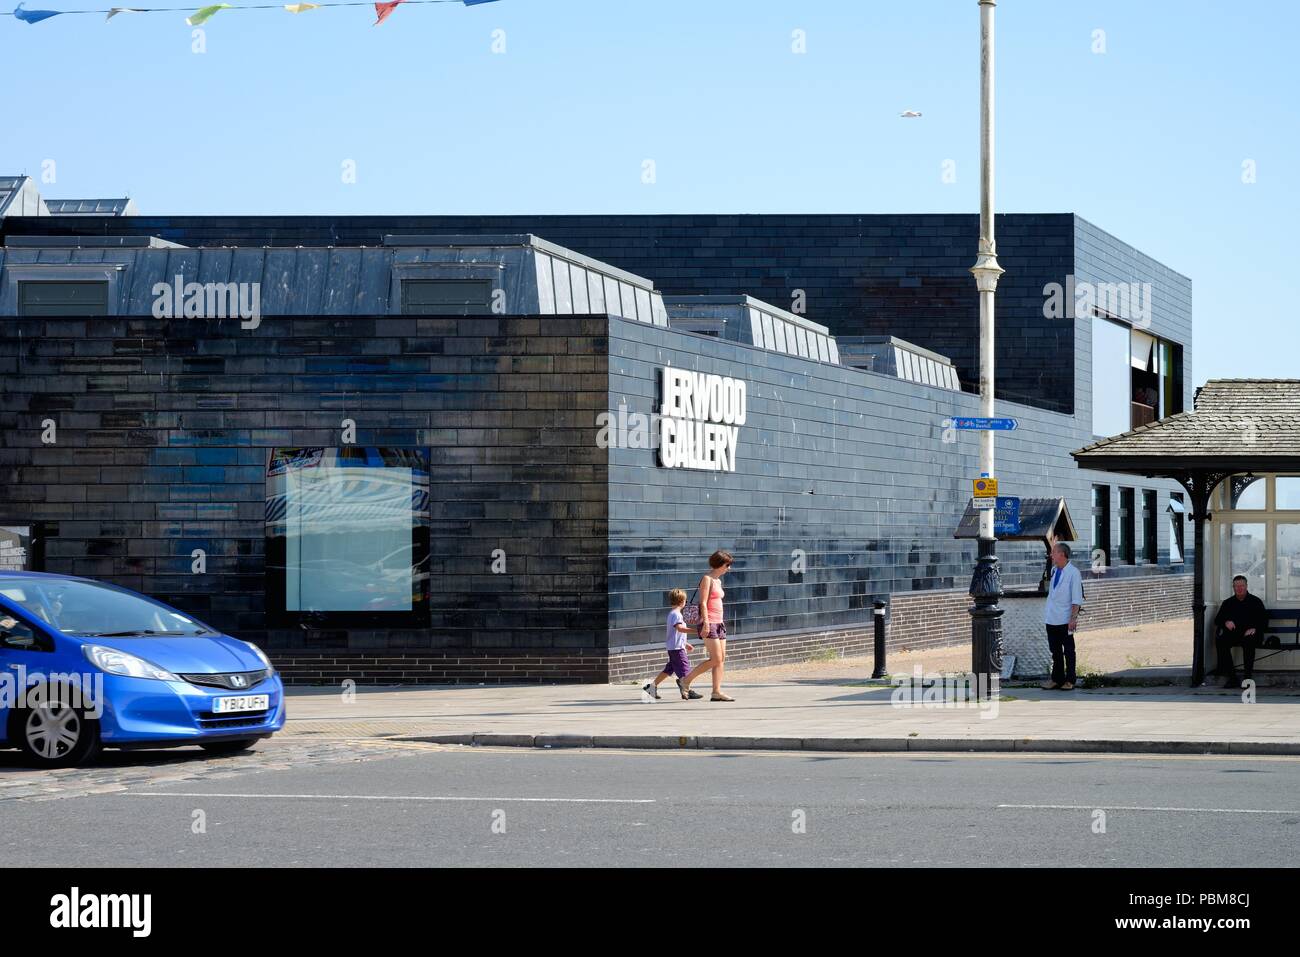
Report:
4,0,1297,386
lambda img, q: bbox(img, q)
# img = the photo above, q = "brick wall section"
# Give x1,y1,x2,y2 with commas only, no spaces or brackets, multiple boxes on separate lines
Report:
885,591,974,653
1075,573,1193,630
609,625,876,684
273,653,609,685
889,574,1193,674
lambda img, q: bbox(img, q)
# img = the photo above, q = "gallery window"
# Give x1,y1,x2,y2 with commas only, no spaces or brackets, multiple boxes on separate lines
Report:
401,279,493,315
1141,489,1158,564
1091,315,1184,436
1091,484,1111,568
1118,487,1135,565
265,448,430,627
18,280,109,316
1168,493,1185,564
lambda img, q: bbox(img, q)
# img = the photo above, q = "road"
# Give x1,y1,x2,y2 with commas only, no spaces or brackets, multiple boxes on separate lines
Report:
3,738,1299,866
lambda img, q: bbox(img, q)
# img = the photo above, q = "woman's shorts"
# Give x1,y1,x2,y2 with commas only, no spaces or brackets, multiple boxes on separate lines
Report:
701,622,727,640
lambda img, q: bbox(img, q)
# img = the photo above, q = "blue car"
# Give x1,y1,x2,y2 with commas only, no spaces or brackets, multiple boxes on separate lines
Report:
0,572,285,768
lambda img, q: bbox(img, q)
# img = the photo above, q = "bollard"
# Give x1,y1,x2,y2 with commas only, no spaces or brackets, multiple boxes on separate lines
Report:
871,599,888,678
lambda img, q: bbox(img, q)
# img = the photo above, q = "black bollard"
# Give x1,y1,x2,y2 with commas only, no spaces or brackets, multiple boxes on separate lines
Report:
871,599,888,678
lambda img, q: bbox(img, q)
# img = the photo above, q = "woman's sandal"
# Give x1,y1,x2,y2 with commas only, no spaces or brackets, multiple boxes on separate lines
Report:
710,693,735,702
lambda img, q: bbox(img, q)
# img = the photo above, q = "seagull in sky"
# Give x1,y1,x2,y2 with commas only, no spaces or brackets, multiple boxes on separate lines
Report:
900,110,923,118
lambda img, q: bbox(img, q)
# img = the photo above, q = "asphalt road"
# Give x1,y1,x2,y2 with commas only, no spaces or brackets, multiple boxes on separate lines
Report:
3,740,1300,867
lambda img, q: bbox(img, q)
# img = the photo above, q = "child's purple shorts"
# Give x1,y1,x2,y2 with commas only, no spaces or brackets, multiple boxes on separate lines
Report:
662,648,690,678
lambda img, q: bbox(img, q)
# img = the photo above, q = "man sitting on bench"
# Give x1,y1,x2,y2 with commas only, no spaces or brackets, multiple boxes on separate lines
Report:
1212,575,1267,688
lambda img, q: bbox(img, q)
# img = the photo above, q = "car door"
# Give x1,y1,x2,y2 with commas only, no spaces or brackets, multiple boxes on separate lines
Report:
0,607,60,744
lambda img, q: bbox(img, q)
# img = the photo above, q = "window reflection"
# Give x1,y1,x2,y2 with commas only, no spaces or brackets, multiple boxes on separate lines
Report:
1222,522,1267,598
1232,477,1266,510
1278,525,1300,603
266,448,430,620
1277,478,1300,511
1091,317,1130,436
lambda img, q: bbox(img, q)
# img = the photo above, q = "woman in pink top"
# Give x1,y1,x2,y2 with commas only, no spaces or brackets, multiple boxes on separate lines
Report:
681,550,735,702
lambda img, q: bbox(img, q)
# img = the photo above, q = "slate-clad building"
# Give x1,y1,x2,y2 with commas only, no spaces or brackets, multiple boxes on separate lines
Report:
0,179,1195,682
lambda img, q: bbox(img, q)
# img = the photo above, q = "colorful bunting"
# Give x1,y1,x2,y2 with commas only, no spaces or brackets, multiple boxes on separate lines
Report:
13,3,62,22
2,0,501,25
373,0,403,25
185,2,228,24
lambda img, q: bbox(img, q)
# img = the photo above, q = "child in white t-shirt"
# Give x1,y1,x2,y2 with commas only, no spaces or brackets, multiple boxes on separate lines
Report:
642,589,701,700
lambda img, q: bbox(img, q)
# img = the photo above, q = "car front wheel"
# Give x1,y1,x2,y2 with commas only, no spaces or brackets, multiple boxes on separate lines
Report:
13,701,102,768
199,738,259,756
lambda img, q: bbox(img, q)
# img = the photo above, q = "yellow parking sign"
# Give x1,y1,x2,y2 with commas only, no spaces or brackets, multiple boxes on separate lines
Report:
973,476,998,498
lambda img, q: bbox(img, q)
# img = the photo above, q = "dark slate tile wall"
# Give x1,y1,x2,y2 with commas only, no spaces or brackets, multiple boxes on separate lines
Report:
6,213,1083,413
605,316,1191,650
0,314,610,655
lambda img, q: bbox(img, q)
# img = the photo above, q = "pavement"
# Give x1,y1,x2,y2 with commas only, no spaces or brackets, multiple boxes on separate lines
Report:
280,676,1300,756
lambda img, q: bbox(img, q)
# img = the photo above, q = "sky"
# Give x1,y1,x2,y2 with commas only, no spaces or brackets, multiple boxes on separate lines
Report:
3,0,1297,387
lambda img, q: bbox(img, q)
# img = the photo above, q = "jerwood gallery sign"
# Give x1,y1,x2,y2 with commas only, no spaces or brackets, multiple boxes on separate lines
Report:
657,366,746,473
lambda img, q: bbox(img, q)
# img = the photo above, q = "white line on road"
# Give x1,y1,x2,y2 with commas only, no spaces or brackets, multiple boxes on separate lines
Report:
998,804,1298,814
125,792,654,804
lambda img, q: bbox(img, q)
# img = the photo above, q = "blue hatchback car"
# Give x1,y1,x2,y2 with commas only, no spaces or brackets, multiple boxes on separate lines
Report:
0,572,285,768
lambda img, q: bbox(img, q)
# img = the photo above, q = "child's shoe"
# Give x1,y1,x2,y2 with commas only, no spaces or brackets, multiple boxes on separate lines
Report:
642,682,661,700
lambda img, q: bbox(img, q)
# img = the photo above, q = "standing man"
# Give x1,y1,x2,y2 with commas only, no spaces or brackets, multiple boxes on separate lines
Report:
1041,542,1084,690
1212,575,1268,688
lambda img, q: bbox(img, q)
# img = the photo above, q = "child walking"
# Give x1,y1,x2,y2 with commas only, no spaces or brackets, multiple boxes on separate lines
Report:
643,589,703,700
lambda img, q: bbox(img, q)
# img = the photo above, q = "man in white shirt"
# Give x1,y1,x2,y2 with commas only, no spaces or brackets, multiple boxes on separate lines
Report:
1041,541,1084,690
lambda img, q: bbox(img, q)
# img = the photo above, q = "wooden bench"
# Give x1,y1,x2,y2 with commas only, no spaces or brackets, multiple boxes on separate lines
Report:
1261,609,1300,650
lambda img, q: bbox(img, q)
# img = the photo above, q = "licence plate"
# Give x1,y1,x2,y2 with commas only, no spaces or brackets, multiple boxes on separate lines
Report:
212,694,269,714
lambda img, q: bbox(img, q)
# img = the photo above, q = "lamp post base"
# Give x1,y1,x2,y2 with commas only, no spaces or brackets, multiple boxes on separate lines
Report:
969,538,1004,693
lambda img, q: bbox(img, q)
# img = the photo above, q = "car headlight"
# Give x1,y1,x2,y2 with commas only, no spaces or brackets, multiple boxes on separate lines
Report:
244,641,275,674
83,644,178,681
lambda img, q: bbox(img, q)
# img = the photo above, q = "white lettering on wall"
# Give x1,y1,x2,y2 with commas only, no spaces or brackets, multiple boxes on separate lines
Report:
657,366,745,472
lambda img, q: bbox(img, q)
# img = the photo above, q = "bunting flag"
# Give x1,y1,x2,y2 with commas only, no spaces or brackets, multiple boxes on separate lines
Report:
373,0,402,25
185,2,227,24
13,3,62,22
3,0,499,24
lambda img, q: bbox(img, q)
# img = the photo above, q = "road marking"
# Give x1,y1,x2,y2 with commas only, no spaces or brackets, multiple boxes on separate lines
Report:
125,791,654,804
998,803,1299,814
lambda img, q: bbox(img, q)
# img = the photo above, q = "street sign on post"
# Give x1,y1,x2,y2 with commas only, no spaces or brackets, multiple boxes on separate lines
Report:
952,417,1018,431
994,496,1021,535
973,476,998,498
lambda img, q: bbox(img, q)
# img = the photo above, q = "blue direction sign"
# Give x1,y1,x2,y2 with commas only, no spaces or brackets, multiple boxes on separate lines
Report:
952,417,1019,431
994,496,1021,536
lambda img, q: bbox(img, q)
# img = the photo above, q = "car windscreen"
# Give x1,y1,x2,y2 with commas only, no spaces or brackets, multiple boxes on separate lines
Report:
0,579,215,638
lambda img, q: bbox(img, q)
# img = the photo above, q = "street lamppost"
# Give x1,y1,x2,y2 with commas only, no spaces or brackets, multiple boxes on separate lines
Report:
969,0,1005,684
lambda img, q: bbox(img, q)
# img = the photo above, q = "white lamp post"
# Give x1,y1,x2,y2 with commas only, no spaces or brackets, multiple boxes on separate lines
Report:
969,0,1005,681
